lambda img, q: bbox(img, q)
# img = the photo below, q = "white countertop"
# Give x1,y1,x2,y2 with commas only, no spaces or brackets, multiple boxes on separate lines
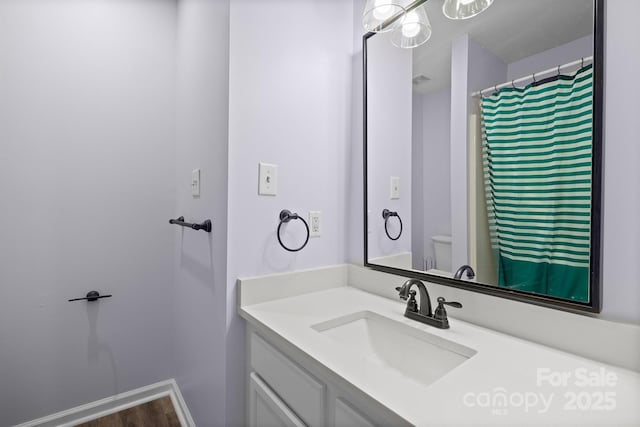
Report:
240,286,640,426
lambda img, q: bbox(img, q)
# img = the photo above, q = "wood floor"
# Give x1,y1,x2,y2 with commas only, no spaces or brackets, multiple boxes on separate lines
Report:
75,396,180,427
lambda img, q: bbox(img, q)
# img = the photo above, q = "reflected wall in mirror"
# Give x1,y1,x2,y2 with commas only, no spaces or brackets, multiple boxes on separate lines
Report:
364,0,602,311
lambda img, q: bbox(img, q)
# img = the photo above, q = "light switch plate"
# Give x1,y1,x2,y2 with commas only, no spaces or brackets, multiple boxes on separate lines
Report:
258,163,278,196
390,176,400,199
192,169,200,197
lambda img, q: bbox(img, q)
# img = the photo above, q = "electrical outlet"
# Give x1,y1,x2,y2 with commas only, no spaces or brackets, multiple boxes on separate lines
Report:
390,176,400,199
192,169,200,197
258,163,278,196
309,211,321,237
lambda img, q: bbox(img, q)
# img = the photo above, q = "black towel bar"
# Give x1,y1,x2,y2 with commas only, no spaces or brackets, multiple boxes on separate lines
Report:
69,291,112,302
169,216,212,233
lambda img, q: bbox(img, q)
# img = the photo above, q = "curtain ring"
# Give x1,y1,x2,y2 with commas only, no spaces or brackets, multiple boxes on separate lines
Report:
511,80,515,89
581,57,584,68
494,85,498,94
557,64,561,75
532,72,536,83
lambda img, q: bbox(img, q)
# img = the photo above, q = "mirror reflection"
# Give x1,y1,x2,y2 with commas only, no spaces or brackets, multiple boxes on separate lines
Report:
366,0,596,303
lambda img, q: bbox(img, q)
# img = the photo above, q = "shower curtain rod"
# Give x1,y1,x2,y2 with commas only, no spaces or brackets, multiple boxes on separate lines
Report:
472,56,594,98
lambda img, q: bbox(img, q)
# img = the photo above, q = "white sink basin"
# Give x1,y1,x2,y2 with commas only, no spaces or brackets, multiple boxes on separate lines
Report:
311,311,476,387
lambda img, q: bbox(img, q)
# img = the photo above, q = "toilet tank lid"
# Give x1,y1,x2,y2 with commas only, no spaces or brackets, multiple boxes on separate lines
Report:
432,235,452,243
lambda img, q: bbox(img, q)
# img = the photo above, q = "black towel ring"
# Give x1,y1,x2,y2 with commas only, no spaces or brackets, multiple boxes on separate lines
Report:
382,209,403,241
277,209,309,252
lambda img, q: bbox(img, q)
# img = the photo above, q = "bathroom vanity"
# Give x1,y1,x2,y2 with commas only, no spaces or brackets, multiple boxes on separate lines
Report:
238,265,640,426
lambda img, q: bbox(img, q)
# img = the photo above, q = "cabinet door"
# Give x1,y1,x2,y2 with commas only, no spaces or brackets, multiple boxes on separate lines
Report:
334,398,377,427
249,372,306,427
251,333,325,427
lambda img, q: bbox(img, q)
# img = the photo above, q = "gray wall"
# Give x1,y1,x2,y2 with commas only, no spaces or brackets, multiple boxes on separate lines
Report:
366,31,413,261
174,1,230,425
347,0,367,266
0,1,177,424
601,0,640,323
507,35,593,81
225,0,355,424
417,88,452,269
411,94,425,270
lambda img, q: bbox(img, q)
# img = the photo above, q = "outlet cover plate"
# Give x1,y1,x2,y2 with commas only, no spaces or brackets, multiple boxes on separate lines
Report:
309,211,321,237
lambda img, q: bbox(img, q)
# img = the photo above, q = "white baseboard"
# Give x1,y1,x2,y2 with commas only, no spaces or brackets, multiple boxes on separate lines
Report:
16,379,195,427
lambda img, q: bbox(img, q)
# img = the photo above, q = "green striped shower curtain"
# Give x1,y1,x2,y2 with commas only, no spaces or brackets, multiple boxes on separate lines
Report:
480,65,593,302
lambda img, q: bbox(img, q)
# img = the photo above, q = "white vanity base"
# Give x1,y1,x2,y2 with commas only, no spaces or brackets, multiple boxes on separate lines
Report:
239,264,640,426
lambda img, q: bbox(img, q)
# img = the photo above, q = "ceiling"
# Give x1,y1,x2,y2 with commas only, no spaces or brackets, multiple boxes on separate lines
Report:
406,0,593,94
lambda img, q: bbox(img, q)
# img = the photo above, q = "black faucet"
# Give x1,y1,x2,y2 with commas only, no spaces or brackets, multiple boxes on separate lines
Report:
454,265,475,280
395,279,462,329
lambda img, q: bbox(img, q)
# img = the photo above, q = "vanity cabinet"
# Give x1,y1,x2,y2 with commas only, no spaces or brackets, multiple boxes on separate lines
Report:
247,328,410,427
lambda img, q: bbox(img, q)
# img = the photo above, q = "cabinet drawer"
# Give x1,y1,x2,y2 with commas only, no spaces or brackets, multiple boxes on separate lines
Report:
251,333,325,427
249,372,306,427
334,398,376,427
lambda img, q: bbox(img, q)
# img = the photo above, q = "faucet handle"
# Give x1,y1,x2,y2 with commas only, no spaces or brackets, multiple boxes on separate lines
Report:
434,297,462,323
406,290,418,312
437,297,462,308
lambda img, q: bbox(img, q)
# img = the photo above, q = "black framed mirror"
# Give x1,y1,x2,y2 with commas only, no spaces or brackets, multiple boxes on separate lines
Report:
363,0,603,313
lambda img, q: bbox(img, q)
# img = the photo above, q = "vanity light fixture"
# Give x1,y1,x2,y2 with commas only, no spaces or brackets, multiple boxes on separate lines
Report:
442,0,493,20
362,0,406,32
364,0,491,49
390,5,431,48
